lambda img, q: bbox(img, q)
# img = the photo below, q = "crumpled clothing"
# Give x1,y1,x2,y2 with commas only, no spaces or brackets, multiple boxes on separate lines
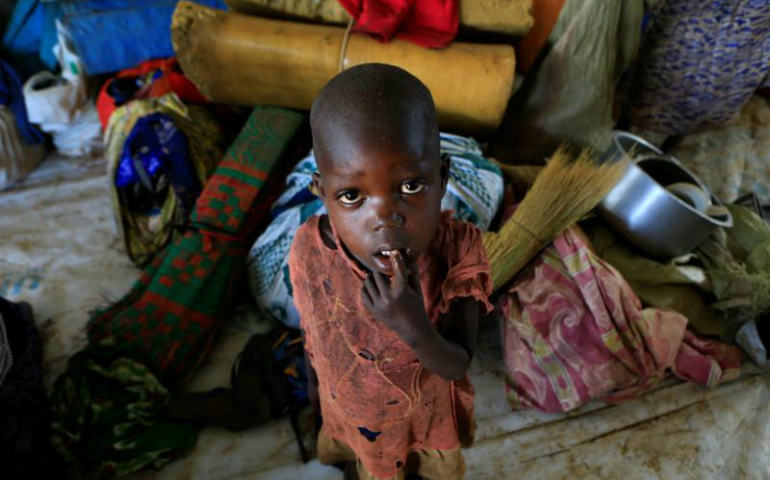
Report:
667,95,770,206
97,57,208,130
50,339,199,478
50,106,305,478
586,202,770,352
584,220,727,340
116,113,201,220
0,298,55,479
698,205,770,323
626,0,770,135
105,94,229,266
247,132,503,328
337,0,459,48
290,212,492,478
500,226,743,414
91,105,304,385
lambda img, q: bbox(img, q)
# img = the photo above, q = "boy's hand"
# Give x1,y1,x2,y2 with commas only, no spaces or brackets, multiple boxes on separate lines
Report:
360,251,431,343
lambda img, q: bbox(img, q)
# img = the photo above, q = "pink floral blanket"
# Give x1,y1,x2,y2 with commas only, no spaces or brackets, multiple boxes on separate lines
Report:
499,226,743,413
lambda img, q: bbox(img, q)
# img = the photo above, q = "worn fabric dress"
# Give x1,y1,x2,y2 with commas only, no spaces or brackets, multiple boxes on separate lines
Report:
289,213,493,479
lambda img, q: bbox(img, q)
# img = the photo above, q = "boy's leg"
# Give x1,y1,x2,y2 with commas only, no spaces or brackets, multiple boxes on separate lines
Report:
355,459,403,480
411,447,465,480
317,428,405,480
317,427,356,466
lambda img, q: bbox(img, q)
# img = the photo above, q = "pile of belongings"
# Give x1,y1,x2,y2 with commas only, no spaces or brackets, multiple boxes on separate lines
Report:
105,93,230,265
498,219,742,413
171,0,516,136
99,58,232,265
29,0,770,477
50,106,307,477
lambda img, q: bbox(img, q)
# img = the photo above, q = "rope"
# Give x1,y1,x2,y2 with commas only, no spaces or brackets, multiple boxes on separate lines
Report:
339,17,355,73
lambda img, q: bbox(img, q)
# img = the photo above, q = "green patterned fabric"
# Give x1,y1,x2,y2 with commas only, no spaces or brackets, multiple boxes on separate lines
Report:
50,340,199,478
89,106,306,384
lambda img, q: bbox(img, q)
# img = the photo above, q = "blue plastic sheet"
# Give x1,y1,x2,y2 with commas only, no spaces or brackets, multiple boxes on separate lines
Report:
62,0,227,75
3,1,226,78
1,0,53,79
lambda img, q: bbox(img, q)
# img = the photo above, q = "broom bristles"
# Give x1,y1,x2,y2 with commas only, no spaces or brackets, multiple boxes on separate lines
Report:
484,147,626,291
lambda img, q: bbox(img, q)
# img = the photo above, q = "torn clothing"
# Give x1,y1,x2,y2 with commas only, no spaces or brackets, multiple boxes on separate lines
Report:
289,212,492,478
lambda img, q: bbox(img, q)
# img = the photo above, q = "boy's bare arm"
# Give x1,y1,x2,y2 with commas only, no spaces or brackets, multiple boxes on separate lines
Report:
360,251,479,381
409,296,479,380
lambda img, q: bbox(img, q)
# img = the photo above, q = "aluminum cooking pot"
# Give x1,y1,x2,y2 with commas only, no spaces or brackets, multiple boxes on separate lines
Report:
598,131,733,258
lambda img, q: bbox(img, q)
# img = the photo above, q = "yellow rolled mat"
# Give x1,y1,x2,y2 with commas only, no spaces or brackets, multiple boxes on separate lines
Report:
225,0,535,36
172,1,515,136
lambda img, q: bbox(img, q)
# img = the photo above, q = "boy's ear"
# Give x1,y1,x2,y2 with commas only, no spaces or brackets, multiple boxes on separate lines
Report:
312,172,325,200
439,153,450,193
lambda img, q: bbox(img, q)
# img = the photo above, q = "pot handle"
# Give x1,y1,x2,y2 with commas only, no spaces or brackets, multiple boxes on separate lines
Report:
633,152,683,166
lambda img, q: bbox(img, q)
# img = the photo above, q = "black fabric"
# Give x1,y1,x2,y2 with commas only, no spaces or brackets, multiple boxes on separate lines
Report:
0,298,55,479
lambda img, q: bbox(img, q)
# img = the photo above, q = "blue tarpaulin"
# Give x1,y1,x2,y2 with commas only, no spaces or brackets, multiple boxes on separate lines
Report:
2,0,227,78
62,0,227,75
1,0,56,79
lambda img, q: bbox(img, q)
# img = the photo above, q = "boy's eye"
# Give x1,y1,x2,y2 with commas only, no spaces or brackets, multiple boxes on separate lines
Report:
401,181,425,195
339,190,362,205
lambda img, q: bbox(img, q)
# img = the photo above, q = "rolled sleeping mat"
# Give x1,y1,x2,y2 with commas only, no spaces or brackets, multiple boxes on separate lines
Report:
171,1,516,136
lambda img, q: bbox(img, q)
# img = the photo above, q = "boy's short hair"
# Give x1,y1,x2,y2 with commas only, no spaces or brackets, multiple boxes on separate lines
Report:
310,63,439,157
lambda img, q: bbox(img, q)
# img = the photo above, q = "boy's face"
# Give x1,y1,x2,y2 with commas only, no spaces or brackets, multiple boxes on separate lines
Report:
314,135,447,276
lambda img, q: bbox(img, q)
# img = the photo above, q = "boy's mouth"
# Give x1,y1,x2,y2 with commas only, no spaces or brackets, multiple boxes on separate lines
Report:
374,247,409,258
371,247,410,272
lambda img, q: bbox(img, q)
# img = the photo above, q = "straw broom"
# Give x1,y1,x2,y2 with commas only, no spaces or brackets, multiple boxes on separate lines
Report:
483,147,626,291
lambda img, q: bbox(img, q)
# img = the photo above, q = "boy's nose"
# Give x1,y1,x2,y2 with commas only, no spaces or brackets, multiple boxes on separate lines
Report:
371,198,404,230
374,213,405,230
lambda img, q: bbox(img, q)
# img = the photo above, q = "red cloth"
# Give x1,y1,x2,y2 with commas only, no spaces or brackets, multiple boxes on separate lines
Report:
290,212,492,477
96,58,207,130
337,0,459,48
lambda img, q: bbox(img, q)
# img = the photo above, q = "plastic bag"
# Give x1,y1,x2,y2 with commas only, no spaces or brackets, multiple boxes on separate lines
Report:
21,21,102,157
491,0,645,162
736,319,768,369
23,71,84,125
116,113,200,218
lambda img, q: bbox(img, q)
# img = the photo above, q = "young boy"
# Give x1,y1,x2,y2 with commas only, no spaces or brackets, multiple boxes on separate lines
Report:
289,63,493,480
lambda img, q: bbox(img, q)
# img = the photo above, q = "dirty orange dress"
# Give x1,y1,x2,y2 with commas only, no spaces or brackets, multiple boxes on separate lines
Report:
289,212,493,479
